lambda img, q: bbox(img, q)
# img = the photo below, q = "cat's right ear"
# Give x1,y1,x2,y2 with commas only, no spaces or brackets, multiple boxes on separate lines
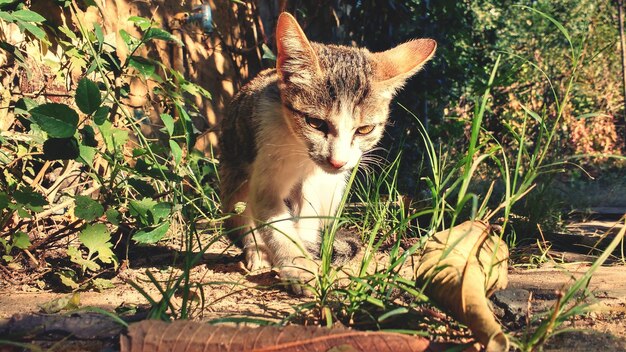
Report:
275,13,321,85
372,39,437,94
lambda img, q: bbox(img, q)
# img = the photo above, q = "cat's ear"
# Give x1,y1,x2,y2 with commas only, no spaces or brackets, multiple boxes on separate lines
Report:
372,39,436,93
275,12,321,85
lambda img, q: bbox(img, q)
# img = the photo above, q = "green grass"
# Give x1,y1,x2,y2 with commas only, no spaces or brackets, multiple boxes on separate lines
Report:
2,2,624,351
121,5,619,350
103,4,623,350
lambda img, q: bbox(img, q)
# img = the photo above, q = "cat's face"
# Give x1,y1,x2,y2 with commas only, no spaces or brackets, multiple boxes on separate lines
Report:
280,44,391,174
275,13,436,174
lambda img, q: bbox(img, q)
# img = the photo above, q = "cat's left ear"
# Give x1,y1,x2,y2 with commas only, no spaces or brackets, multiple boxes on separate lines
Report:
372,39,437,93
275,12,321,86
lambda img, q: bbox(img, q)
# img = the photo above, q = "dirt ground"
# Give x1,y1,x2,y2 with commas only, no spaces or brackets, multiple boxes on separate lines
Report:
1,217,625,351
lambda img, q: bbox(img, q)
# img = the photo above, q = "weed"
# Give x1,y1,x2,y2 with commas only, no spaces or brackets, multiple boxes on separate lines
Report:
0,1,219,317
511,218,626,351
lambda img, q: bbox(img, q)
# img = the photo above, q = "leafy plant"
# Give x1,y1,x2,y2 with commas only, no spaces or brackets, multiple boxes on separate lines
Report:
0,4,47,43
0,1,219,297
0,231,30,263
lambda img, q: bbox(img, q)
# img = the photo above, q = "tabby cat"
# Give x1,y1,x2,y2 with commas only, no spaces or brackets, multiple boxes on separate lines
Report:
219,12,436,295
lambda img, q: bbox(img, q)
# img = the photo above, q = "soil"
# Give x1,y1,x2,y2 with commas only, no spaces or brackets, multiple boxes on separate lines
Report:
1,216,625,351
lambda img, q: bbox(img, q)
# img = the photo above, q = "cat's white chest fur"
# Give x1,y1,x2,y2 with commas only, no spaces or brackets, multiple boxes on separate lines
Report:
298,168,348,242
253,114,348,245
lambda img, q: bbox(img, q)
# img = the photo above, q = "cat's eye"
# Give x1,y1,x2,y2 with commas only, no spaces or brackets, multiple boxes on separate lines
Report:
356,125,375,135
305,116,327,132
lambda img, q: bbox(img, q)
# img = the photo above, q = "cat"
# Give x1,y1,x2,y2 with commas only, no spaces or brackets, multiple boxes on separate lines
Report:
219,12,436,295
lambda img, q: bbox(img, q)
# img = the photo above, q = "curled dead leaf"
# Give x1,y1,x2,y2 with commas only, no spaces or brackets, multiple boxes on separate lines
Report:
121,320,442,352
414,221,509,352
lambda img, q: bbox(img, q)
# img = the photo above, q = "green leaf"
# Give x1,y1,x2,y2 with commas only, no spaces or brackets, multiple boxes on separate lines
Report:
177,105,195,151
79,224,109,250
128,56,155,78
261,43,276,61
127,178,156,197
74,195,104,221
79,223,117,266
0,192,8,210
43,137,80,160
519,103,543,123
12,9,45,23
160,113,174,136
12,232,31,249
58,24,78,41
134,158,181,181
76,78,101,114
180,81,211,99
132,221,170,244
128,15,152,31
106,208,120,225
91,278,115,291
18,97,38,111
93,23,104,46
68,246,99,271
144,28,182,46
0,11,15,22
115,304,138,316
93,105,110,125
119,29,138,49
132,148,148,158
18,20,47,41
111,127,129,149
78,145,96,165
0,41,25,63
169,139,182,166
30,103,79,138
56,270,80,290
14,188,48,212
377,307,409,322
98,120,129,152
129,198,157,221
150,202,171,223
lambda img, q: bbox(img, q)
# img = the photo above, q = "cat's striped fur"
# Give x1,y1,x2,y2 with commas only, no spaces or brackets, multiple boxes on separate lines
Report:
219,13,436,295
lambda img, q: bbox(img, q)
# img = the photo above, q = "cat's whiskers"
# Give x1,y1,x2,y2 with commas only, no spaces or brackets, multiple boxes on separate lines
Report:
367,146,388,154
359,154,387,173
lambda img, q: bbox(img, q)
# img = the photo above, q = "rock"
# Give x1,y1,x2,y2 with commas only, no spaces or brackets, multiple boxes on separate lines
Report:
491,289,531,328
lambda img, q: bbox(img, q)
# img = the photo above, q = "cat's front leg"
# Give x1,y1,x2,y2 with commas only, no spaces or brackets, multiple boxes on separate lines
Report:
275,254,318,296
241,230,272,271
252,196,318,295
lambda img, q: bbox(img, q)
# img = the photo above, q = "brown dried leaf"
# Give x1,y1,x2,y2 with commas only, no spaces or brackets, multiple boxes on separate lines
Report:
414,221,509,352
120,320,438,352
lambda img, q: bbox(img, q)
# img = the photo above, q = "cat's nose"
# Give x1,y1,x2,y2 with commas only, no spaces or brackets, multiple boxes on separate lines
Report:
327,157,347,169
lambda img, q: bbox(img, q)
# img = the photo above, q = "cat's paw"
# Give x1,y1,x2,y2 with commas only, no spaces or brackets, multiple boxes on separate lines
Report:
244,248,271,272
278,257,318,296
